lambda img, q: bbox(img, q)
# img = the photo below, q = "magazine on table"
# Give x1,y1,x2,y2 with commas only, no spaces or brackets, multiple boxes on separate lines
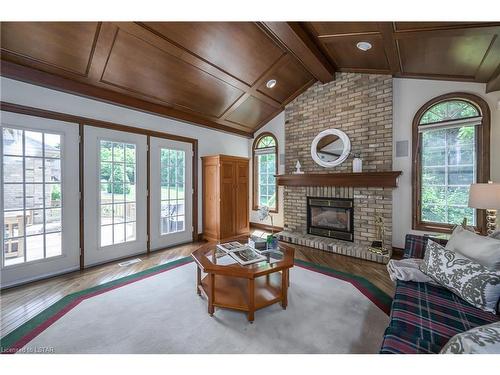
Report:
216,241,245,253
229,245,267,266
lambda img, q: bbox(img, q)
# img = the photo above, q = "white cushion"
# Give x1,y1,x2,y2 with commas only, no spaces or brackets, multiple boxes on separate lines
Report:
441,322,500,354
445,226,500,271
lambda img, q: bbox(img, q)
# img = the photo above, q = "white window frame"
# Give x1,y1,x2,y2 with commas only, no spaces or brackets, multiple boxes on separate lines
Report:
1,111,79,288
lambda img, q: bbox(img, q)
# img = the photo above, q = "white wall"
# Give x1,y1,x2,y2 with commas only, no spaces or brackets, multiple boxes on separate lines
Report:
249,112,285,228
0,77,250,233
392,78,500,248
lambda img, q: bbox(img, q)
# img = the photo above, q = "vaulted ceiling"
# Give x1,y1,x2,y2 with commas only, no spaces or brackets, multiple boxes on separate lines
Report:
1,22,499,137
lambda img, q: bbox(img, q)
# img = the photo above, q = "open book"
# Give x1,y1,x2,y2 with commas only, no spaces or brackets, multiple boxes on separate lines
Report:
216,241,266,265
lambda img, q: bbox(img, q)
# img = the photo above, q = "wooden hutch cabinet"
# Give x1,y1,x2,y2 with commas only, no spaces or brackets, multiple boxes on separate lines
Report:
202,155,250,241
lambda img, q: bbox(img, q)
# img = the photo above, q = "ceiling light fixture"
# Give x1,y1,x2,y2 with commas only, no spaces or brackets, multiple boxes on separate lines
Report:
266,79,277,89
356,41,372,52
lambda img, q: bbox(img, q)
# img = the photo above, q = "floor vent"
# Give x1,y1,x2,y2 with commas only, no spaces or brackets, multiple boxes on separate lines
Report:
118,258,142,267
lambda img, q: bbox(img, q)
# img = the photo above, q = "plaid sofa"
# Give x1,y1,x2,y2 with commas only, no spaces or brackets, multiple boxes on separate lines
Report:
380,234,500,354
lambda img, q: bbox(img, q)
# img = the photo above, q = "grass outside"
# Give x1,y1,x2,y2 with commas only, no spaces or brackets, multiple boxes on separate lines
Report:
100,186,185,203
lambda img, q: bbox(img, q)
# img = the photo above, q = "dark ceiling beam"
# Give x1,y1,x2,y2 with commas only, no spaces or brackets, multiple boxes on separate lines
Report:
486,67,500,93
0,60,254,138
258,22,335,83
377,22,401,74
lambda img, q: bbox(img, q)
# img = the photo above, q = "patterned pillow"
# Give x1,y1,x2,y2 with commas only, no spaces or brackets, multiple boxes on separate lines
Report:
441,322,500,354
420,240,500,314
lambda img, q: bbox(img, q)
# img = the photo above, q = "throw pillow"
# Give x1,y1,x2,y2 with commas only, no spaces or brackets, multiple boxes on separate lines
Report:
445,226,500,271
440,322,500,354
420,240,500,314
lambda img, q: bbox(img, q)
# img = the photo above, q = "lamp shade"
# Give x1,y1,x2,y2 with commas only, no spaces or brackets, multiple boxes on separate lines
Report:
468,183,500,209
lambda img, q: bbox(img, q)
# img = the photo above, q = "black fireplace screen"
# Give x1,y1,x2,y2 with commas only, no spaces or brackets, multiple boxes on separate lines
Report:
307,197,354,242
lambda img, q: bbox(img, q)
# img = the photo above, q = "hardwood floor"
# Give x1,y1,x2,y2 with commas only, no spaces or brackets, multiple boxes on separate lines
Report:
0,232,394,337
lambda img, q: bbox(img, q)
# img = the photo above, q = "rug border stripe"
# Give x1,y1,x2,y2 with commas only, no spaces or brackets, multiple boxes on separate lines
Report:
1,256,392,353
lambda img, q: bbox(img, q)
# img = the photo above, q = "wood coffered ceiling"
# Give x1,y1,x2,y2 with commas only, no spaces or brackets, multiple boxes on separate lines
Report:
304,22,500,90
1,22,499,138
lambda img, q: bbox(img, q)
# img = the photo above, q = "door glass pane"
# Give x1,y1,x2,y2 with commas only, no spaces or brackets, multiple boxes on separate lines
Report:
99,140,136,246
26,234,44,262
2,128,63,266
101,225,113,247
46,232,62,258
45,184,62,208
44,134,61,158
113,203,125,223
25,157,44,182
113,223,125,244
45,208,62,233
4,238,24,266
45,158,61,182
3,184,24,211
25,184,45,209
3,128,23,155
25,209,44,235
3,156,23,182
126,222,136,242
25,131,43,157
4,210,25,238
160,148,186,235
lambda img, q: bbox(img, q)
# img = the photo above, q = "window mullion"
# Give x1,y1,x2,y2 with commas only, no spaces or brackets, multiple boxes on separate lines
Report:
123,145,126,241
111,142,114,245
22,130,27,264
444,130,449,224
42,133,46,259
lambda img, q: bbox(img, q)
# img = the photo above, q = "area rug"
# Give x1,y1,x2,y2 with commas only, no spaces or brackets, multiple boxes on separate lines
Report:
1,258,392,354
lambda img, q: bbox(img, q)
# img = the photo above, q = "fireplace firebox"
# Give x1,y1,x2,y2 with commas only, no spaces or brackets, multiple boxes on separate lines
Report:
307,197,354,241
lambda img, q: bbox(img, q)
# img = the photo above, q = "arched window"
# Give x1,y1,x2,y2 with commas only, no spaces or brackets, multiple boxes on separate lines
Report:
252,132,278,212
412,93,490,234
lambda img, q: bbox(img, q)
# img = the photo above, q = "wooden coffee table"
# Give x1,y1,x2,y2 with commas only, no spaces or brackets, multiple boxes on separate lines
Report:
191,242,294,322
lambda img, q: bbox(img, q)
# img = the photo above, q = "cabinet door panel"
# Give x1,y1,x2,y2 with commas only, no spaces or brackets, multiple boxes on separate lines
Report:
235,161,249,235
202,163,219,240
219,160,235,239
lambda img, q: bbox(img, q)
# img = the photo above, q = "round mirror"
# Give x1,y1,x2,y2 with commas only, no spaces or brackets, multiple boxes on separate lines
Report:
311,129,351,168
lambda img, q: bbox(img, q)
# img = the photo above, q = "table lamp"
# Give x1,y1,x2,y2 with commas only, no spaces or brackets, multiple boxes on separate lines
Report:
468,182,500,235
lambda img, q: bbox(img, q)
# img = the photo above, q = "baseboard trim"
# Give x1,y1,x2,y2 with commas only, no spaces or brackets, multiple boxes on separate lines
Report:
250,222,284,233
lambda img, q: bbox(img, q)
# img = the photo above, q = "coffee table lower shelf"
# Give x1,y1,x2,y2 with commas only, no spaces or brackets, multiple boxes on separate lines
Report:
198,272,286,322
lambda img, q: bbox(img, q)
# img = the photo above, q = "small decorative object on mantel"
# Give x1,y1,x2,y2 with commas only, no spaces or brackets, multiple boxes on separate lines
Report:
293,160,304,174
258,205,278,250
368,213,389,255
352,152,363,173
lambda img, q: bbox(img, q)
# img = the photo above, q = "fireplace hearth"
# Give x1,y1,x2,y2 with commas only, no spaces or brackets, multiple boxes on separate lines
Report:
307,197,354,242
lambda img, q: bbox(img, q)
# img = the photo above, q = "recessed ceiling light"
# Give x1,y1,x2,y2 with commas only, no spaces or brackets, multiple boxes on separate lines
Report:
266,79,277,89
356,41,372,52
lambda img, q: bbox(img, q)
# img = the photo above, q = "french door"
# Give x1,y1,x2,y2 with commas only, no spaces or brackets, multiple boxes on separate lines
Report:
1,111,80,287
150,137,193,250
83,126,147,266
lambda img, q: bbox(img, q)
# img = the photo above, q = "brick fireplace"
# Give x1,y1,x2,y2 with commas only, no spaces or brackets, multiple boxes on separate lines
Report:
278,73,394,263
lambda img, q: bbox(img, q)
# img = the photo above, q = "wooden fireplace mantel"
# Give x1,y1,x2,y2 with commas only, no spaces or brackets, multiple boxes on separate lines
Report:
276,171,403,188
